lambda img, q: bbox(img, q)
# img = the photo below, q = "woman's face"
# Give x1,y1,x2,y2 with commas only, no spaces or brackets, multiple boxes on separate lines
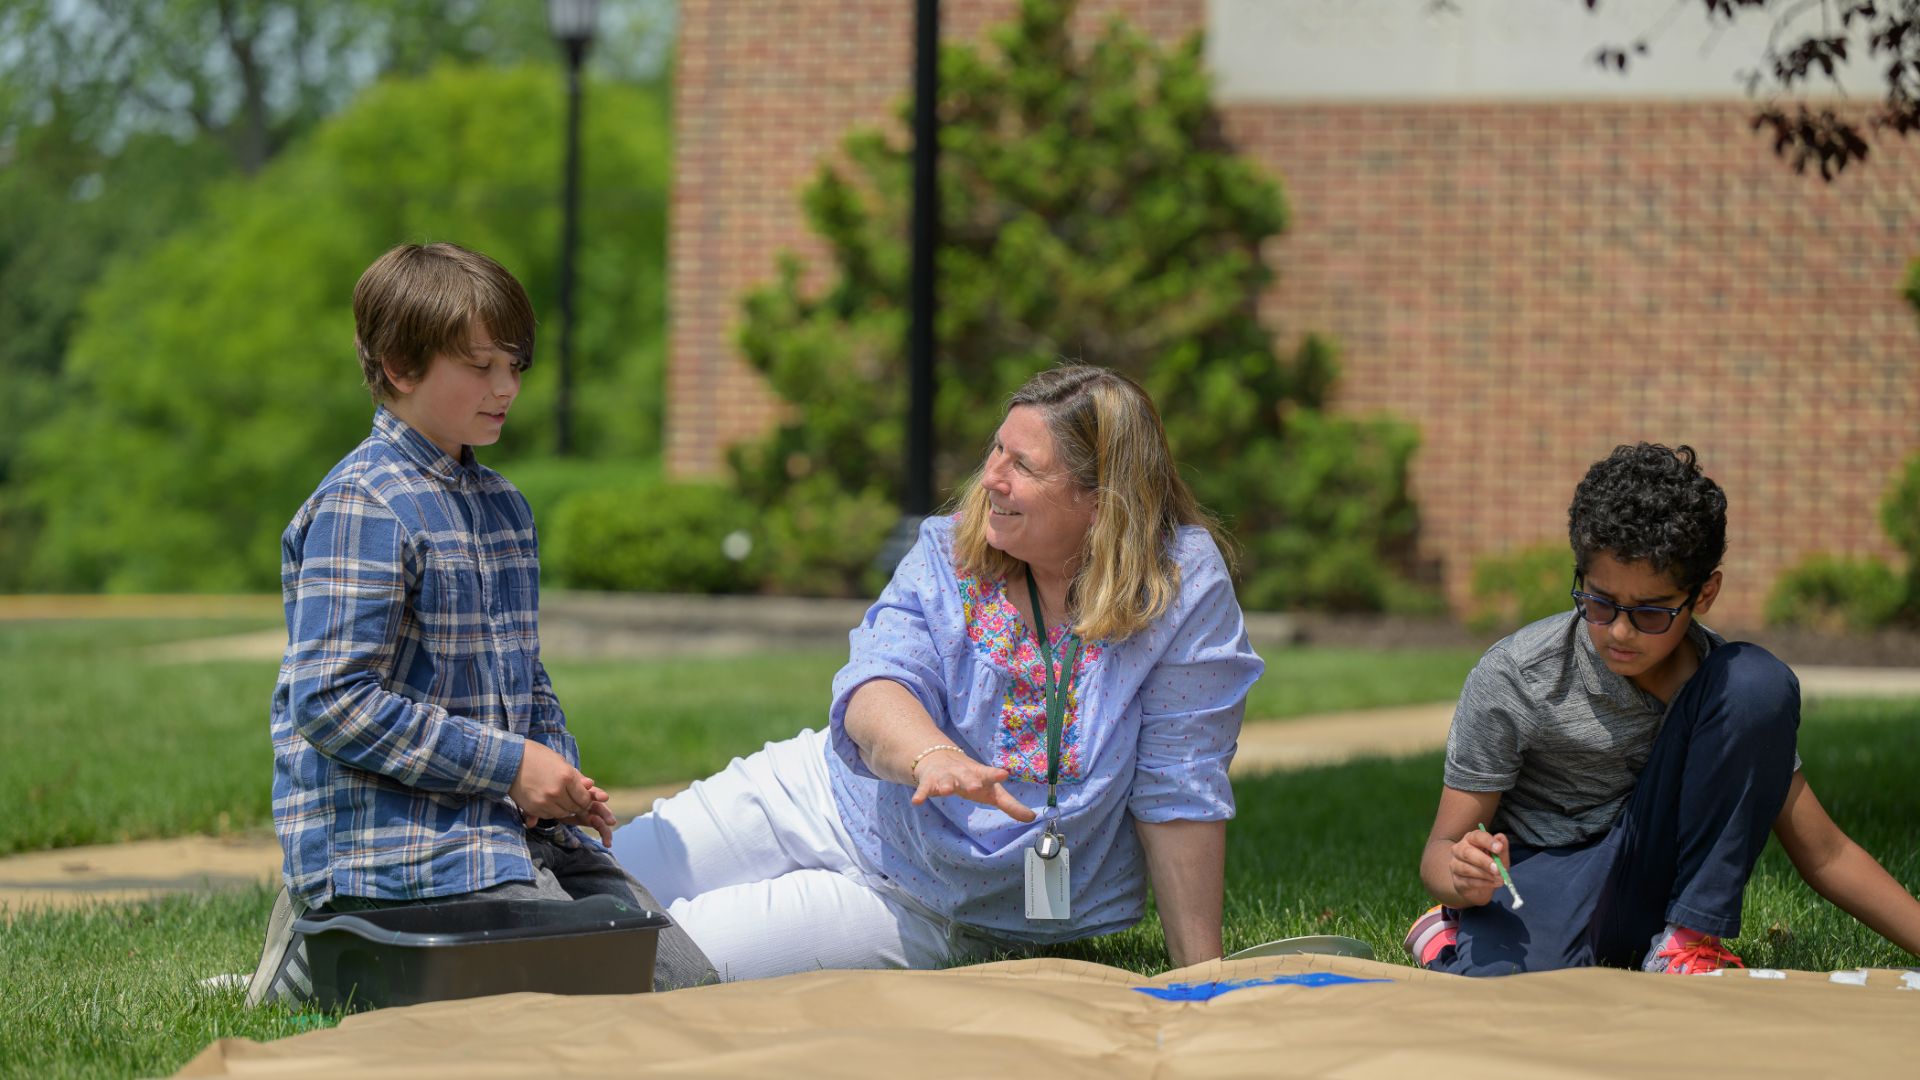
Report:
980,405,1096,574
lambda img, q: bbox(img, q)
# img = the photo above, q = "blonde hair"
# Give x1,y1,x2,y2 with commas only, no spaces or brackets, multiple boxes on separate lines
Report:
951,366,1225,641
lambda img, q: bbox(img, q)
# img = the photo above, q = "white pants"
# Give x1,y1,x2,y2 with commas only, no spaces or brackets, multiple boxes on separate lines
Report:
610,728,991,982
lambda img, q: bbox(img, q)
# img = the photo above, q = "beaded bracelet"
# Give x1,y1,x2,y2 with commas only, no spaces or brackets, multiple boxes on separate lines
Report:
908,743,961,778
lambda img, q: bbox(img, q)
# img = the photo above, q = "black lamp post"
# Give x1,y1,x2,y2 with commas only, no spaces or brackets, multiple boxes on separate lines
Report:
905,0,939,523
880,0,941,573
548,0,599,457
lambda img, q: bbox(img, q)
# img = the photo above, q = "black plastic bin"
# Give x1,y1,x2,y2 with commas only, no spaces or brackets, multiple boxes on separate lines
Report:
291,894,670,1011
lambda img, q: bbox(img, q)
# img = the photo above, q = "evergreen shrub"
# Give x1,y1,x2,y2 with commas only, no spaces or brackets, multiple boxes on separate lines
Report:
1765,555,1906,634
1468,544,1575,635
547,481,756,594
1881,451,1920,611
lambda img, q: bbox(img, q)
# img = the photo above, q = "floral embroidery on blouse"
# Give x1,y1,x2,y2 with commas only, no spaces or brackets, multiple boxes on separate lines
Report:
959,573,1104,784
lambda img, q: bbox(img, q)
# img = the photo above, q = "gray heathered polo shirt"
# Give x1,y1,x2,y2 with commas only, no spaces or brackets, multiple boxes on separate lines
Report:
1443,611,1798,849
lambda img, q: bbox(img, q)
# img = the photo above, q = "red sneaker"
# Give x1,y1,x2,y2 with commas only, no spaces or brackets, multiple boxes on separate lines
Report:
1403,904,1460,967
1643,925,1745,974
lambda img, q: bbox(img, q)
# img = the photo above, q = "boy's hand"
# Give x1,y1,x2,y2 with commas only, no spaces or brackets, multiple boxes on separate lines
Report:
558,782,617,846
522,799,618,841
521,784,616,845
1448,828,1509,907
567,800,618,846
510,741,594,819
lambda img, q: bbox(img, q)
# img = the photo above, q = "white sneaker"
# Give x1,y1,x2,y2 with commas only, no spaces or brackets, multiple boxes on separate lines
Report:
243,886,311,1007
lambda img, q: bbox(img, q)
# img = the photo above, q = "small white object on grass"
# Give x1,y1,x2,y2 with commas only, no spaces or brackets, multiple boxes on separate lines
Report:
721,530,753,561
1225,935,1375,961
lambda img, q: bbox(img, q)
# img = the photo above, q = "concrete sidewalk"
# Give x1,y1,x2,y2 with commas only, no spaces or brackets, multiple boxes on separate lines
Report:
5,664,1917,916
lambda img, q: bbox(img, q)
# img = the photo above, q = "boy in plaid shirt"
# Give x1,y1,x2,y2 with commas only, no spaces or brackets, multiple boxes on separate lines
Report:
246,242,715,1005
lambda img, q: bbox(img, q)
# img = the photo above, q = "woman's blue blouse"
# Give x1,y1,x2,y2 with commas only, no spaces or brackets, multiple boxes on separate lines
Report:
826,515,1264,944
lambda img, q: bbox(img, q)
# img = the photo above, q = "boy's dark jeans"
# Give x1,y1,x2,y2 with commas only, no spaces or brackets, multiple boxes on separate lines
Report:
1438,642,1800,976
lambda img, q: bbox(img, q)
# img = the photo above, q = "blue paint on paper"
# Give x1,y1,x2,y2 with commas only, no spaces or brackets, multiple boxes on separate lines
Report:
1134,972,1390,1001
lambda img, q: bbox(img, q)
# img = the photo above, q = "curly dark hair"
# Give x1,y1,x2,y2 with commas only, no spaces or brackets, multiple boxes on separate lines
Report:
1568,443,1727,593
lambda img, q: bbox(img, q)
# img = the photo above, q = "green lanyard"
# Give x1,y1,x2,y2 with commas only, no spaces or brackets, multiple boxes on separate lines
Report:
1025,566,1083,810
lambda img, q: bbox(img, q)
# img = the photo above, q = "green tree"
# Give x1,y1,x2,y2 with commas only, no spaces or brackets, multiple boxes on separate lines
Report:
733,0,1424,608
0,123,231,589
0,1,675,589
1580,0,1920,179
0,0,674,174
20,64,669,592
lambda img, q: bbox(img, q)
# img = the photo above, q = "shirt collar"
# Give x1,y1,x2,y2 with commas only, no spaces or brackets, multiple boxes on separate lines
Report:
372,406,476,483
1573,612,1717,709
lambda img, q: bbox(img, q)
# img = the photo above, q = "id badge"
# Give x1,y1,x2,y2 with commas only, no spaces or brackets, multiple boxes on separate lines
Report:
1024,843,1071,920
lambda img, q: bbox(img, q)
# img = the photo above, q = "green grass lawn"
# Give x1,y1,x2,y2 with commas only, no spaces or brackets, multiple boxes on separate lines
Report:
1244,646,1476,719
1058,697,1920,975
0,619,861,854
6,699,1916,1078
0,618,1477,856
0,888,325,1079
3,617,1915,1077
0,619,289,854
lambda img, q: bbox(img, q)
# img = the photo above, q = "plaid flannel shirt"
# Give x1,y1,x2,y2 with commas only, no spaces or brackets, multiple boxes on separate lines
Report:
270,407,578,908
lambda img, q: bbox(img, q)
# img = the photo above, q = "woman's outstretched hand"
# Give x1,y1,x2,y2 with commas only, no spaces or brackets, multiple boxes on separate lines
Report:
910,750,1037,822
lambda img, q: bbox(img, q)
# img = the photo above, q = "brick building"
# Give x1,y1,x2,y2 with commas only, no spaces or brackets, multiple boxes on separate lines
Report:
664,0,1920,626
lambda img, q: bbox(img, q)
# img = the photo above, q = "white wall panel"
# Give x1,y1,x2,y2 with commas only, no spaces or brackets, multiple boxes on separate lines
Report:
1207,0,1882,102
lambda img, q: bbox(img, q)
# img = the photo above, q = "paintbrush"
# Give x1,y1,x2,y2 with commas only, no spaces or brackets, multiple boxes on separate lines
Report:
1478,822,1525,909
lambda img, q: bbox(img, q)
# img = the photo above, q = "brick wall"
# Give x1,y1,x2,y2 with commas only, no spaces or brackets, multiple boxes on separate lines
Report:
1227,102,1920,625
667,2,1920,626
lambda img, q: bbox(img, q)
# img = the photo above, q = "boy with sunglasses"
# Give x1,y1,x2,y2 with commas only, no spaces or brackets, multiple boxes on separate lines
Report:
1404,443,1920,975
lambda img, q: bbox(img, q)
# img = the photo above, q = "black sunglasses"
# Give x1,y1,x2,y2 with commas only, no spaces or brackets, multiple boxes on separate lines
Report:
1570,576,1699,636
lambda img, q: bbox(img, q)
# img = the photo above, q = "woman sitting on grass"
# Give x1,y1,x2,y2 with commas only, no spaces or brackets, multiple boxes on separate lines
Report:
611,365,1263,980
